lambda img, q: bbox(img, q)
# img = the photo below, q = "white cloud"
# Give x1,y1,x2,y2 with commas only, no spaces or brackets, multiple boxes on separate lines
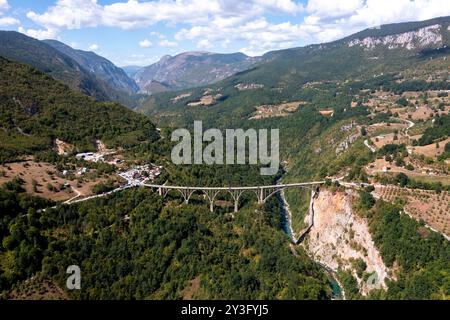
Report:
159,39,178,47
26,0,102,29
0,16,19,26
306,0,365,21
89,43,99,51
0,0,20,26
139,39,152,48
0,0,9,13
26,0,304,30
23,0,450,56
302,0,450,43
197,39,213,49
18,26,59,40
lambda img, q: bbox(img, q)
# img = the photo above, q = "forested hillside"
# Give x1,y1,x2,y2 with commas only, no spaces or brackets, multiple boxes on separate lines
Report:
0,165,333,299
139,16,450,126
0,57,158,162
43,40,139,94
0,31,143,107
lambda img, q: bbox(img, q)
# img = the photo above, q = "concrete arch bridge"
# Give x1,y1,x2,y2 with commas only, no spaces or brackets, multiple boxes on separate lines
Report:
142,182,325,212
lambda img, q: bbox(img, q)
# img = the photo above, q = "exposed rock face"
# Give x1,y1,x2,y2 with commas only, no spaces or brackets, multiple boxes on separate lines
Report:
348,24,443,50
133,51,260,92
54,139,74,156
43,40,139,94
305,189,389,295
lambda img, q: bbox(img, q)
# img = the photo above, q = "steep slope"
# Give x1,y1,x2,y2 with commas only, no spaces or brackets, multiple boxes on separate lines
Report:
0,31,113,101
133,51,260,92
305,189,389,296
43,40,139,94
0,57,158,162
122,65,142,78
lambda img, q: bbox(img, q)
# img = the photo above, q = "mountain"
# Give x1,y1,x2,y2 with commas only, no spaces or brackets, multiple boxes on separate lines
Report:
43,40,139,94
0,31,115,101
253,16,450,86
0,56,158,162
0,31,144,108
143,80,171,95
140,16,450,125
122,65,143,78
133,51,260,93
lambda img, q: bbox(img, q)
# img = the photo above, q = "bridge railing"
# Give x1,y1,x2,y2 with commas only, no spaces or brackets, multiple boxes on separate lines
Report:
141,181,325,212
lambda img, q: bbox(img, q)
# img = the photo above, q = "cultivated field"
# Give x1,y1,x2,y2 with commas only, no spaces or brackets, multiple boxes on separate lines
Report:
410,137,450,158
0,160,122,202
250,101,306,120
375,185,450,238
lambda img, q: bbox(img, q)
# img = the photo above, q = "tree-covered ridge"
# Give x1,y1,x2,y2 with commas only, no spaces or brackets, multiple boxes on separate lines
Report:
0,179,331,300
0,57,159,162
418,114,450,146
0,31,113,101
366,200,450,300
0,31,144,108
139,17,449,127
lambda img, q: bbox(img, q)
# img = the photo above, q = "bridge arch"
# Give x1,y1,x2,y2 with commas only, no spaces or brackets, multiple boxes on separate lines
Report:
142,181,325,213
202,189,222,212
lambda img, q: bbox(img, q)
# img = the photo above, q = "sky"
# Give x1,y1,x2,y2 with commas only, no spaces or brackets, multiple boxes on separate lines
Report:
0,0,449,67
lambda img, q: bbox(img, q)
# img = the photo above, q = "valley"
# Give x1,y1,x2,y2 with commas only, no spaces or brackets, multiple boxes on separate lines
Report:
0,15,449,301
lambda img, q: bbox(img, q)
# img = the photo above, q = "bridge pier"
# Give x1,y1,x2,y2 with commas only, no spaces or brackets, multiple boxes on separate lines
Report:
178,188,195,204
229,190,245,213
255,187,283,205
158,187,170,197
142,181,326,213
256,188,265,204
203,190,221,213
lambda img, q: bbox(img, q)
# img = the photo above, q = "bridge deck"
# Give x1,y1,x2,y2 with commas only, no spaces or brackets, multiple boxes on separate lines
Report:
142,181,325,191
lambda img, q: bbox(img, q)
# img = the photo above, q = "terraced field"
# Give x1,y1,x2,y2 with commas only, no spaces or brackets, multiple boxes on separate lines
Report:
375,185,450,237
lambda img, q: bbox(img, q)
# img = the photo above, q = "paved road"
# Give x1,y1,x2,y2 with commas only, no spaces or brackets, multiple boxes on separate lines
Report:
142,181,325,191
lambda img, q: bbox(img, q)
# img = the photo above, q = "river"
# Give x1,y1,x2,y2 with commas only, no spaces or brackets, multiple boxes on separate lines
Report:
277,186,345,300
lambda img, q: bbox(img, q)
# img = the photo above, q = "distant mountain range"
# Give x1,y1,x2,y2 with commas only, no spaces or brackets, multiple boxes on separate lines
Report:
140,16,450,125
238,16,450,89
0,30,262,100
0,31,115,101
131,52,261,93
1,16,448,109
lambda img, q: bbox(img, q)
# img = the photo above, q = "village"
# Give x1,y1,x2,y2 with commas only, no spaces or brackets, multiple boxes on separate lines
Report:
0,139,163,204
323,87,450,237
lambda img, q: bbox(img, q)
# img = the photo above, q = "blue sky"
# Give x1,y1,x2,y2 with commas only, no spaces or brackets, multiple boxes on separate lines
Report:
0,0,449,66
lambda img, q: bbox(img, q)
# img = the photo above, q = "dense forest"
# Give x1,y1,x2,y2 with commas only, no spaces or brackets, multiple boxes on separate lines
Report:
363,198,450,299
0,57,158,163
0,176,332,299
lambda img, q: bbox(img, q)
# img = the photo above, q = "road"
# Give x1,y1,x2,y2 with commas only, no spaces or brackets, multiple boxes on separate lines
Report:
363,117,415,154
142,181,325,191
64,186,82,204
364,139,376,153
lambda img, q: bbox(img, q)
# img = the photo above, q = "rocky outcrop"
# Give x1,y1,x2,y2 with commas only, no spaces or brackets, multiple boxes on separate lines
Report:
304,189,389,295
133,51,260,92
348,24,444,50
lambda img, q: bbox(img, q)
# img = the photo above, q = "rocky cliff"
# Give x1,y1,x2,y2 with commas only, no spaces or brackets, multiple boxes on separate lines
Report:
304,189,390,295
